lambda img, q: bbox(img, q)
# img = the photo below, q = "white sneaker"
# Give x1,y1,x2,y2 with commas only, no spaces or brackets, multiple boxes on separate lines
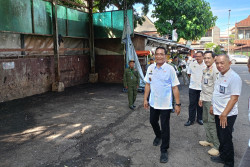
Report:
208,148,219,156
199,141,213,147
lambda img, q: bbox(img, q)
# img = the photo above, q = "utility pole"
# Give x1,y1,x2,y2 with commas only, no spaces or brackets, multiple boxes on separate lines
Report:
228,9,231,56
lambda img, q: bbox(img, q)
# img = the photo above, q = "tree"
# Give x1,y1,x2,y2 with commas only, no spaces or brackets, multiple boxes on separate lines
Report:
93,0,153,27
58,0,86,8
152,0,217,41
205,42,216,50
214,45,223,55
229,34,235,45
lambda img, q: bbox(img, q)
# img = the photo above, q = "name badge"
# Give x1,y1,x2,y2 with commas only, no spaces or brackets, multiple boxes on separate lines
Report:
149,72,153,81
219,85,225,94
204,78,208,84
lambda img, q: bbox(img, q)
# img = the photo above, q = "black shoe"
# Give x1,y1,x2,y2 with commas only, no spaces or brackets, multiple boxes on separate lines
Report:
197,120,203,125
211,156,224,164
184,120,194,126
129,106,135,110
133,105,136,108
160,152,168,163
153,137,161,146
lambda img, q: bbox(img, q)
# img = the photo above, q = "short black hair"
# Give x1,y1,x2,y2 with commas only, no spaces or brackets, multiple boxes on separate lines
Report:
155,46,167,55
173,56,178,59
196,51,204,56
204,51,216,58
185,56,188,59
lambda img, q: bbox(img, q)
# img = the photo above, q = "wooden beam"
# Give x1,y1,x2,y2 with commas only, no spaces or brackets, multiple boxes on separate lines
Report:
31,0,35,33
88,0,95,73
20,34,25,55
52,0,60,83
0,48,90,52
0,54,89,60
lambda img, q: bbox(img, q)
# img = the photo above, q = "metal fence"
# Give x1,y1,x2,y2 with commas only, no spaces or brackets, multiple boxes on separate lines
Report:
0,0,133,39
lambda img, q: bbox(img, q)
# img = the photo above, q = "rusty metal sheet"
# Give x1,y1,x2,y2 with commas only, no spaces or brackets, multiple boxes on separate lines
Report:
0,55,90,102
96,55,124,83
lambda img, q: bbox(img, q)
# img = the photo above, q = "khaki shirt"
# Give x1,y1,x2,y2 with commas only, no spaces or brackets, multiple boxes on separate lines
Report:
123,68,140,87
200,63,219,101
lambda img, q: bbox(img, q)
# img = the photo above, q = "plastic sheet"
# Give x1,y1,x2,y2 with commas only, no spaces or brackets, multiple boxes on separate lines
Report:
122,18,145,87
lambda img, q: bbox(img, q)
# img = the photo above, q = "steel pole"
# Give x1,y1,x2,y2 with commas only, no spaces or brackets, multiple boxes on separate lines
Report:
228,9,231,55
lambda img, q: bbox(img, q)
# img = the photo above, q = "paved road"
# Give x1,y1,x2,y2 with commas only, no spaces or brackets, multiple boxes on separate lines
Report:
0,64,249,167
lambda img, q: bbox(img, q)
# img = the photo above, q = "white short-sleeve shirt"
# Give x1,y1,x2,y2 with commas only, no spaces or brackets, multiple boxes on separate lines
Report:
212,68,242,116
187,60,206,90
144,63,180,110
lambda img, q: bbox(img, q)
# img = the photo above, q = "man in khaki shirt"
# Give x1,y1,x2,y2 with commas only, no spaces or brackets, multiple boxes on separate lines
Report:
198,51,220,156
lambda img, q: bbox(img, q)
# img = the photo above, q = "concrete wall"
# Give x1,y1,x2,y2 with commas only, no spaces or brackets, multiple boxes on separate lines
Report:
212,26,220,45
0,55,90,102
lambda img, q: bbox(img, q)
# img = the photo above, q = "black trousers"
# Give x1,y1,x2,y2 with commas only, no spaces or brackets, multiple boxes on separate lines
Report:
215,115,237,167
188,88,203,122
150,107,171,153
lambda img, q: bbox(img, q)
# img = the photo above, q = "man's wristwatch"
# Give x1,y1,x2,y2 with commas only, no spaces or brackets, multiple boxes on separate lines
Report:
175,103,181,106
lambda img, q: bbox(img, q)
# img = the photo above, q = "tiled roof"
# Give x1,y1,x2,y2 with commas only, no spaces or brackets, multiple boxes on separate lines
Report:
236,15,250,27
233,44,250,50
234,39,250,45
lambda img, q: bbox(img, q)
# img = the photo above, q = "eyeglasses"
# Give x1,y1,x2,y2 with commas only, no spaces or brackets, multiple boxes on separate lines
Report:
155,53,165,57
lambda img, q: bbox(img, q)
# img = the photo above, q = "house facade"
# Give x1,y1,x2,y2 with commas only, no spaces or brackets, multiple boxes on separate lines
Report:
233,15,250,56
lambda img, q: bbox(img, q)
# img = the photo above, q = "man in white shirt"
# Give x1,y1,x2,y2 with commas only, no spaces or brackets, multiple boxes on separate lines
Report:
185,51,206,126
210,54,242,167
198,51,220,156
144,47,181,163
181,56,189,85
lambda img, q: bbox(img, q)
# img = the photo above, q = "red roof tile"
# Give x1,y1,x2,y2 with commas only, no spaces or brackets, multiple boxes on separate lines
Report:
236,15,250,27
234,39,250,45
233,44,250,50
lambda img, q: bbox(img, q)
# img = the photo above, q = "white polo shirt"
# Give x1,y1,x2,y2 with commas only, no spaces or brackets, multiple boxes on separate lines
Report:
144,63,180,110
212,68,242,116
187,60,206,90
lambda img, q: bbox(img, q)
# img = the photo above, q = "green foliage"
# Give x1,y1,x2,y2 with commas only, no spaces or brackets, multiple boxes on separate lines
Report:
58,0,86,8
205,42,216,50
229,34,235,44
93,0,153,28
214,45,223,55
152,0,217,41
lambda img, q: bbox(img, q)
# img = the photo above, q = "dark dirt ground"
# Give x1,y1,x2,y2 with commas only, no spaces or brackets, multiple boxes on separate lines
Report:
0,65,250,167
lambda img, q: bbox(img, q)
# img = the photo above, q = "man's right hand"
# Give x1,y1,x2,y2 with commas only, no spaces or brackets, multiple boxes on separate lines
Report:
209,105,214,115
198,100,203,107
144,100,149,109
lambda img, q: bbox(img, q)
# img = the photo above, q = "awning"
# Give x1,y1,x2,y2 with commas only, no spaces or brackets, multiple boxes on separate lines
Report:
136,50,150,56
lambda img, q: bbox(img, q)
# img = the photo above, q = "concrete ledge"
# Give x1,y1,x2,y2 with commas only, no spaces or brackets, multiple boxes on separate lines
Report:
89,73,98,83
52,82,65,92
